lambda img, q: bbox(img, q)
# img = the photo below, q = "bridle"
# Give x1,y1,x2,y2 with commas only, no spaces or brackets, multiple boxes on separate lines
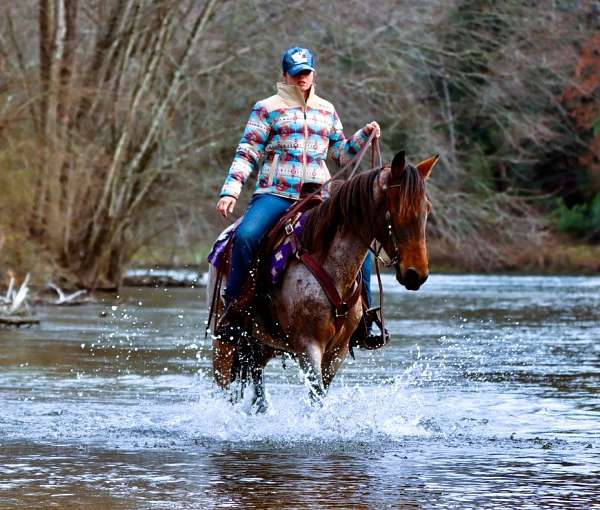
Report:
374,182,406,268
341,135,405,270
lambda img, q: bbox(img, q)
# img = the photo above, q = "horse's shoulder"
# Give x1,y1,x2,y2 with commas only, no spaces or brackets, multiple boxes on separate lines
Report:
278,260,332,303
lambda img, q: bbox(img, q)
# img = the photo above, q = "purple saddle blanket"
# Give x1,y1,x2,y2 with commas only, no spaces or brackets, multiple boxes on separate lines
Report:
207,214,307,285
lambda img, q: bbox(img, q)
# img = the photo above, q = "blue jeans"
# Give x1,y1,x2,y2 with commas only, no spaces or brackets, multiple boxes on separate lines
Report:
362,251,372,308
226,193,373,307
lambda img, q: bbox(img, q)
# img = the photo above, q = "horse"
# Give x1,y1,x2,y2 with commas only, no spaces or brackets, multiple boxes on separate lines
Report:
207,150,439,411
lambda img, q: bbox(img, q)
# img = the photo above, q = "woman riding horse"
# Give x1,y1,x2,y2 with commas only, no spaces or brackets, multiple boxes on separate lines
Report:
215,47,385,346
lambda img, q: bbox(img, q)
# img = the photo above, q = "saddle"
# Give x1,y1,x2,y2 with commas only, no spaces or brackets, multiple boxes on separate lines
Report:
210,188,365,338
208,193,324,317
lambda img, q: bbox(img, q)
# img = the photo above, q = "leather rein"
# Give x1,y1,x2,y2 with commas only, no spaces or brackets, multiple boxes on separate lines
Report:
288,134,402,339
207,131,399,343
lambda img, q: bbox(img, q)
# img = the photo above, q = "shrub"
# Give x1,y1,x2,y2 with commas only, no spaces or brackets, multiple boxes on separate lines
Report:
555,193,600,240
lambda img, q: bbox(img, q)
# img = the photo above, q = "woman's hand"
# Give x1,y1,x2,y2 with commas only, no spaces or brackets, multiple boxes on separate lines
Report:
364,121,381,138
216,196,237,219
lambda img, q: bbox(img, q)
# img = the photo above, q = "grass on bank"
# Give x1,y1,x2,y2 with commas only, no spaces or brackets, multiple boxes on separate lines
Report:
1,235,599,290
429,238,600,275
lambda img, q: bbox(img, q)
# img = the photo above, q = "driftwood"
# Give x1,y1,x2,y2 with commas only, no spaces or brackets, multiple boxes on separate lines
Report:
30,283,96,306
0,316,40,327
123,268,208,288
0,274,39,326
46,283,94,305
0,274,31,315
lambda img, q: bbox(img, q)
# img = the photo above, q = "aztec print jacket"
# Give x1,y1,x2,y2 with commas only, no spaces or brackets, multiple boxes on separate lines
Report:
220,82,370,200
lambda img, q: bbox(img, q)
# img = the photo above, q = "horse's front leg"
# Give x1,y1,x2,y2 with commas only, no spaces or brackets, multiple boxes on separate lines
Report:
212,339,236,390
297,341,326,404
249,357,268,414
322,317,358,390
321,342,349,391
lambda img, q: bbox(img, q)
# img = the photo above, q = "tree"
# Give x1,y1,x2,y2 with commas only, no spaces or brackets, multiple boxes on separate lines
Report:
3,0,223,288
1,0,598,283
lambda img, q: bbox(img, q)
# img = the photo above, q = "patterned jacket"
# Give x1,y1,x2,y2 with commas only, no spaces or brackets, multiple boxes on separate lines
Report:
220,83,370,200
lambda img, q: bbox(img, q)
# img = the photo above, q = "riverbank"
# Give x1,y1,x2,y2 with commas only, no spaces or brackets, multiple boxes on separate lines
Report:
121,240,600,288
1,239,598,293
429,239,600,275
126,238,600,285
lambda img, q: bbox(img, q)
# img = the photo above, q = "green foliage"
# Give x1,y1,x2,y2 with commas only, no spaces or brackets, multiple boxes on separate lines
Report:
554,194,600,239
593,114,600,136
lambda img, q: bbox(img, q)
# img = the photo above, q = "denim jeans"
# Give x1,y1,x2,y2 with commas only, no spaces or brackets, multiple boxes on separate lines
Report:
226,193,373,307
362,251,373,308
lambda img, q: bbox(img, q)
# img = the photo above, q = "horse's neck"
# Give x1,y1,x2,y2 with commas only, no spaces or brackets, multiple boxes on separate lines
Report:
322,203,381,292
319,169,386,292
322,231,369,292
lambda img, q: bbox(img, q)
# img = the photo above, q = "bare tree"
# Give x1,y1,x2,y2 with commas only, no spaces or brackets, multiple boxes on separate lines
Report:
0,0,597,284
2,0,228,288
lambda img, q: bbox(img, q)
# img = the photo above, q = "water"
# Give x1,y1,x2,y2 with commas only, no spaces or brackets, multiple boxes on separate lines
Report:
1,275,599,509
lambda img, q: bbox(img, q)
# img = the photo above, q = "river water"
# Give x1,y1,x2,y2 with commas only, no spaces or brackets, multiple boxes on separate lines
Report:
1,275,599,509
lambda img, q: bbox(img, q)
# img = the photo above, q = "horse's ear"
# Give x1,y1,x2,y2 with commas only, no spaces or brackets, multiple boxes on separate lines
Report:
391,151,406,178
416,154,440,180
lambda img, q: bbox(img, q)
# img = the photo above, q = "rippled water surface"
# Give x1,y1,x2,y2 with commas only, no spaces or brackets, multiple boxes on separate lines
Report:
1,275,599,509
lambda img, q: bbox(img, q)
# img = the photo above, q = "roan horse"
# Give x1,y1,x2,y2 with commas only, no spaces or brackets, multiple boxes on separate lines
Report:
207,150,439,411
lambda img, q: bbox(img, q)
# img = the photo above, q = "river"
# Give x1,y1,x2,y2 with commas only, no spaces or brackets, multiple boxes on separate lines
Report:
1,274,599,509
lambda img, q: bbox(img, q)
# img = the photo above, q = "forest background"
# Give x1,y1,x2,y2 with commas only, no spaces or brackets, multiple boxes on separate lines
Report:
0,0,599,290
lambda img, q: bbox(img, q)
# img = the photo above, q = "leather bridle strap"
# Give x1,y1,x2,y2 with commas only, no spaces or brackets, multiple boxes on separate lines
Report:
382,182,406,266
298,250,362,331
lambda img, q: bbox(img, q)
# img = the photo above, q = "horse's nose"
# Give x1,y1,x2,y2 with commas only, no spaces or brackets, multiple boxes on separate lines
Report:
404,268,427,291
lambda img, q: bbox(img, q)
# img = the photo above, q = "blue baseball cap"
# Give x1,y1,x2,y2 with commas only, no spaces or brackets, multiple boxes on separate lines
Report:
282,47,315,76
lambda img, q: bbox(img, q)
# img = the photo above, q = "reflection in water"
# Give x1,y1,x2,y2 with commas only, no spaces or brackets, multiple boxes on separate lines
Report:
0,275,599,508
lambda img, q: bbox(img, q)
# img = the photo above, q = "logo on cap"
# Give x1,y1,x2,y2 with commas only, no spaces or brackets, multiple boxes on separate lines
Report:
290,50,309,64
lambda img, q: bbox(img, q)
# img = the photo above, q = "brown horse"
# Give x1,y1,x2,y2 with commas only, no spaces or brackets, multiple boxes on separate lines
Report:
207,150,439,410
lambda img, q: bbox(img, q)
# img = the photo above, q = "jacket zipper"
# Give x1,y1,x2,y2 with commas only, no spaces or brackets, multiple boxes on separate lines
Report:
300,107,308,192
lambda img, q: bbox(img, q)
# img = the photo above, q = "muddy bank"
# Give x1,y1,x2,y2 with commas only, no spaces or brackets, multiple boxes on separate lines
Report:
429,239,600,275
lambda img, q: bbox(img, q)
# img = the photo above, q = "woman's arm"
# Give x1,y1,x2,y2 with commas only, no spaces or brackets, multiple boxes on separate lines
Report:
328,110,380,167
219,101,271,200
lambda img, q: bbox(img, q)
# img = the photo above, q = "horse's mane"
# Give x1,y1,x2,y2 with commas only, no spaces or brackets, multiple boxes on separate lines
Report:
301,165,425,257
301,169,381,257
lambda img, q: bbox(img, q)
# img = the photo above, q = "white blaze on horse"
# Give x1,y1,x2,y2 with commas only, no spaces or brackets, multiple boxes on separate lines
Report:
207,150,439,411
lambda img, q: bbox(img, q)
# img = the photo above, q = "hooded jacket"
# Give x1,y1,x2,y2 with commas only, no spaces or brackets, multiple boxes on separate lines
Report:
220,82,370,200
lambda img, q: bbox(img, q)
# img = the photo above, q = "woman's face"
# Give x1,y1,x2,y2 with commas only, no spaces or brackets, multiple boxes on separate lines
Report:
284,70,314,93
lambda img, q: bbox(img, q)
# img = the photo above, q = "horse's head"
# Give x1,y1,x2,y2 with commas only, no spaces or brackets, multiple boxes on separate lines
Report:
377,151,439,291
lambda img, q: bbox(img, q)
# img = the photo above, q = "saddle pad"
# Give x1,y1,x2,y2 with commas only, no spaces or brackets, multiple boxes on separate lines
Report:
207,218,241,270
206,214,306,285
269,213,306,284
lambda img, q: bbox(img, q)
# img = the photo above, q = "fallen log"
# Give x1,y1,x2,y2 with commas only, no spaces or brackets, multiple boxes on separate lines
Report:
37,283,96,305
123,268,208,287
0,316,40,327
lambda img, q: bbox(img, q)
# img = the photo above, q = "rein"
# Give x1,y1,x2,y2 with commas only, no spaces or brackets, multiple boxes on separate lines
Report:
296,130,382,205
290,136,393,341
209,131,394,345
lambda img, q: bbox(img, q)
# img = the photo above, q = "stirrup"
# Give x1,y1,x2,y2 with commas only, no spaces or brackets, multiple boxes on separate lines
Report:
361,330,390,350
361,306,391,350
349,306,391,351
